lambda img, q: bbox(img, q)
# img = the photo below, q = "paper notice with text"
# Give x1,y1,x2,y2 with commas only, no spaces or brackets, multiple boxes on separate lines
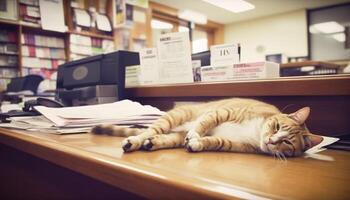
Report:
39,0,67,32
157,32,194,84
139,48,159,85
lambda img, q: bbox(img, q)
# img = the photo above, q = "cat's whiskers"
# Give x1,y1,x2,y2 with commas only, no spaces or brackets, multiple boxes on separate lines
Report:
277,151,287,162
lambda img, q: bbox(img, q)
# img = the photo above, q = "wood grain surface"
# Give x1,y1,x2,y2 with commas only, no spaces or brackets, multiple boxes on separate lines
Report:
0,128,349,200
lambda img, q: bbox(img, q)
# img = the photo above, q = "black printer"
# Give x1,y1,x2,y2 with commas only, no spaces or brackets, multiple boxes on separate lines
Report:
56,51,139,106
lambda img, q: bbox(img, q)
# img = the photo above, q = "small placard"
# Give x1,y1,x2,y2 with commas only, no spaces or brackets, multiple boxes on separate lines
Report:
210,43,239,67
139,48,159,85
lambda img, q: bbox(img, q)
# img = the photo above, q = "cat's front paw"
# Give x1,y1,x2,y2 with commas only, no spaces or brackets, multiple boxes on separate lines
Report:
184,130,200,146
121,136,143,152
186,138,204,152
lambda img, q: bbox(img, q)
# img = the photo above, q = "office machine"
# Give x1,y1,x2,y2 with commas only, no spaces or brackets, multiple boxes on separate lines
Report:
56,51,140,106
191,51,210,67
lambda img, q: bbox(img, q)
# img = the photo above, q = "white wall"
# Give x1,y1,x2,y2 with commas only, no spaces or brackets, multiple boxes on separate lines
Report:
224,10,308,62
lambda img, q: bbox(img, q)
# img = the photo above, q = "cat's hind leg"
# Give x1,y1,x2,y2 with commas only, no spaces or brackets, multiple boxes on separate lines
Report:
122,106,195,152
142,132,185,151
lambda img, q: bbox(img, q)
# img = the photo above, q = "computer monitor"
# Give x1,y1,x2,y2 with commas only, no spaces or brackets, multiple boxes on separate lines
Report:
191,51,210,67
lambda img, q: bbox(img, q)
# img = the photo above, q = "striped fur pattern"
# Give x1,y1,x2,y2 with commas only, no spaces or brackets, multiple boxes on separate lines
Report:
91,98,323,157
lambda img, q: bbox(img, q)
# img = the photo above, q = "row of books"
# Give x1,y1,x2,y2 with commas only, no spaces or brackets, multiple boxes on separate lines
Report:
0,68,18,78
0,30,17,43
0,55,18,67
70,34,115,60
19,0,41,25
20,0,39,6
22,33,65,48
0,43,18,55
70,34,115,49
22,45,66,60
22,56,65,69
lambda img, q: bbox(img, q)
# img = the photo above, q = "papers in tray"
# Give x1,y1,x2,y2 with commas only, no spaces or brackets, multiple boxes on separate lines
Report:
0,100,164,134
34,100,165,128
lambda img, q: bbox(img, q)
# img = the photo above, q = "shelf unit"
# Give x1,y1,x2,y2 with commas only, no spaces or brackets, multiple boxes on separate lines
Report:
0,0,116,90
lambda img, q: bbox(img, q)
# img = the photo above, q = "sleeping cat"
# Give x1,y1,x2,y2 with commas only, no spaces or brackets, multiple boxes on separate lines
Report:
91,98,323,157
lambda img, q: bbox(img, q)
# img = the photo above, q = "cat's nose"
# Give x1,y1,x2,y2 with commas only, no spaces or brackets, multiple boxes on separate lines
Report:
267,138,277,145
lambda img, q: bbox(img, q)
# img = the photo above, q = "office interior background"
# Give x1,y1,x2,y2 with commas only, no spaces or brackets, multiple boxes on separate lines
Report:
1,1,350,200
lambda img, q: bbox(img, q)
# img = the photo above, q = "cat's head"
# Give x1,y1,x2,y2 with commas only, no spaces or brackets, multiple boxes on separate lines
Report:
261,107,323,157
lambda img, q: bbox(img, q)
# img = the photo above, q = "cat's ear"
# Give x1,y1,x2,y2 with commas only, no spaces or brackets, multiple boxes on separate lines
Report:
303,134,323,150
289,107,310,124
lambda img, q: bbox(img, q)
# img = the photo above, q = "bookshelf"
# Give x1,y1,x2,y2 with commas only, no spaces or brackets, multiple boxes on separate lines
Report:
0,22,20,88
0,0,116,90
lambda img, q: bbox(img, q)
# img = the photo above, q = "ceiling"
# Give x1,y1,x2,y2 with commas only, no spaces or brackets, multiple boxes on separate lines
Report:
151,0,350,24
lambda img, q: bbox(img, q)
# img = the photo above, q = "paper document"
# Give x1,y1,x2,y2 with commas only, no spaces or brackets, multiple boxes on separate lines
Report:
157,32,194,84
34,100,165,127
96,14,112,32
305,136,339,154
39,0,67,32
139,48,159,85
74,9,91,27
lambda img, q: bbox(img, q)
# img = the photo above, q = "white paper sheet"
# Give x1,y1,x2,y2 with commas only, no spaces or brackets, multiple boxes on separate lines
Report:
39,0,67,32
96,14,112,32
157,32,194,84
34,100,165,127
74,9,91,27
304,136,339,154
139,48,160,85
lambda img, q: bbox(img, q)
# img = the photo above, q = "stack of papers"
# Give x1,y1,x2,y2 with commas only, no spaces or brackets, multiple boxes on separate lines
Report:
0,100,165,134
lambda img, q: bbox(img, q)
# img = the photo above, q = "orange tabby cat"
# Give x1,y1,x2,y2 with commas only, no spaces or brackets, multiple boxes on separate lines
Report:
91,98,323,157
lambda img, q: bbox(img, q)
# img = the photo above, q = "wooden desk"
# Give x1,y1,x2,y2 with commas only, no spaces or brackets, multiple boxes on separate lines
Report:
0,128,349,200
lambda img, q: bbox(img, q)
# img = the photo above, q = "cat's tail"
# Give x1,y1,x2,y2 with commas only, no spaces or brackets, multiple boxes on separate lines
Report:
91,124,144,137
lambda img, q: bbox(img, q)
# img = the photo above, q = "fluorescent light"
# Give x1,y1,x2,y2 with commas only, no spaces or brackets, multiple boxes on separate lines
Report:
311,21,344,34
309,26,320,34
151,19,173,29
203,0,255,13
332,33,346,42
178,9,207,24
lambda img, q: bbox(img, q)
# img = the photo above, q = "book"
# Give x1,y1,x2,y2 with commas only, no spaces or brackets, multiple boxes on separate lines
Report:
0,43,18,55
22,33,65,48
0,0,18,20
0,30,17,42
69,34,115,58
19,4,41,25
0,55,18,67
0,68,18,78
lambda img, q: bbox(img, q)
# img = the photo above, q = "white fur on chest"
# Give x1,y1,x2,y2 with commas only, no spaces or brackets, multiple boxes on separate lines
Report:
211,117,264,145
172,117,265,145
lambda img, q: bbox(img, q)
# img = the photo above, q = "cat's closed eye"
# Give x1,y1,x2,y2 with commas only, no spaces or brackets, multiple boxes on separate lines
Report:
275,123,280,132
283,140,293,145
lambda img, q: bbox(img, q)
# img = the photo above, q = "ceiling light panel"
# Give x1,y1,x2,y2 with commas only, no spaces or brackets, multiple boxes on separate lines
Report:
311,21,345,34
203,0,255,13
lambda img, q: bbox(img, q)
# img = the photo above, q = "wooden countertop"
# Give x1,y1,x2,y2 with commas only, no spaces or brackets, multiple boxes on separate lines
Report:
1,128,349,199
